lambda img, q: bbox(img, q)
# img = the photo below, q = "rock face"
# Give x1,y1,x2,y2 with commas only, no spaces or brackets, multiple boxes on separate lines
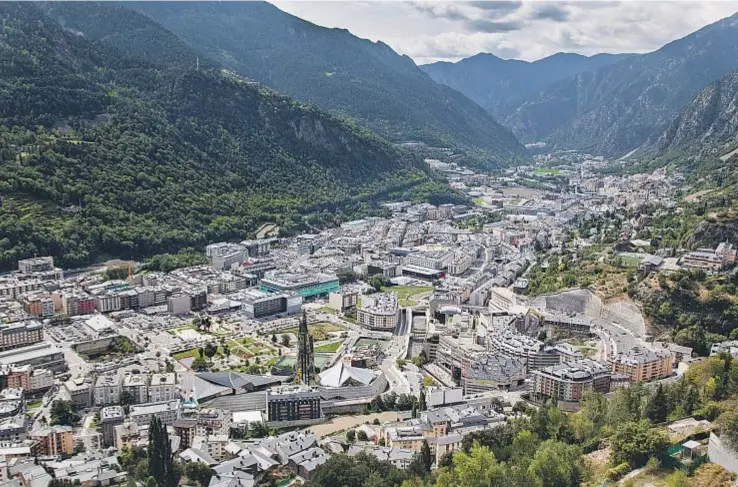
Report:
658,69,738,155
421,52,631,120
126,1,529,166
505,12,738,157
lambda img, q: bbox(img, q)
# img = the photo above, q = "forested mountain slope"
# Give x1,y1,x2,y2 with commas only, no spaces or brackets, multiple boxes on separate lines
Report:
0,2,444,271
126,1,529,168
421,52,630,119
505,11,738,157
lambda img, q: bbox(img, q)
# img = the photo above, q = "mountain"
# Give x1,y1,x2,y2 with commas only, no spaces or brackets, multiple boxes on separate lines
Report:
658,69,738,157
421,52,631,119
125,1,528,168
0,2,450,271
505,12,738,157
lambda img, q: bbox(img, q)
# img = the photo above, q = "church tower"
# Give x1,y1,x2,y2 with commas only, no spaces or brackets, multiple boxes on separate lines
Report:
296,311,314,385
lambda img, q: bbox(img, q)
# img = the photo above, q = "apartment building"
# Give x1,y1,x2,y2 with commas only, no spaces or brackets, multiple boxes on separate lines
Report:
100,406,125,448
148,373,176,403
239,289,302,319
403,251,453,271
609,346,673,382
0,343,66,372
266,388,322,423
130,401,181,427
0,321,43,351
488,332,570,372
463,354,526,394
53,291,96,316
94,376,121,407
64,378,93,409
6,365,53,393
21,294,55,318
30,426,74,456
206,243,247,271
328,290,359,312
173,418,197,451
196,409,232,437
122,374,149,404
532,359,612,410
357,293,399,331
114,422,140,450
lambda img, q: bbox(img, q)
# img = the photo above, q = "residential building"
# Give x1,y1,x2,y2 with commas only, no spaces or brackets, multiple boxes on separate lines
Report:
0,321,43,351
122,374,149,405
206,243,247,271
462,354,526,394
172,418,197,451
196,409,232,437
266,388,322,423
17,257,56,275
488,332,569,372
31,426,74,456
403,251,453,270
21,294,54,318
532,359,612,411
148,373,176,403
130,401,181,427
239,289,302,319
94,376,121,407
100,406,125,448
63,378,93,409
167,294,191,315
357,293,399,331
609,346,674,382
328,290,358,312
114,422,140,450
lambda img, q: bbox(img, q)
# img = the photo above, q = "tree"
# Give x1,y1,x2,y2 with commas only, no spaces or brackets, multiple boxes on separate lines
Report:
436,442,506,487
645,384,668,424
50,400,80,426
419,390,426,412
148,417,177,487
281,334,290,347
203,342,218,360
570,411,596,444
420,439,432,472
222,345,230,356
610,420,668,468
346,430,356,443
511,430,540,469
357,430,368,442
527,440,583,487
271,334,277,343
411,403,418,419
184,461,212,486
120,390,135,407
191,356,209,372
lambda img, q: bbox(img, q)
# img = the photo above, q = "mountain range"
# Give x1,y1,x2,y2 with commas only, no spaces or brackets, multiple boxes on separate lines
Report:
0,2,454,270
421,52,632,120
123,1,529,168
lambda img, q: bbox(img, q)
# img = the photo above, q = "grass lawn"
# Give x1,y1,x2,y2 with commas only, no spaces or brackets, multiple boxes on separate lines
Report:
398,298,417,306
618,255,643,268
319,306,338,315
27,400,42,409
282,322,346,341
380,285,433,300
533,167,562,176
314,341,343,353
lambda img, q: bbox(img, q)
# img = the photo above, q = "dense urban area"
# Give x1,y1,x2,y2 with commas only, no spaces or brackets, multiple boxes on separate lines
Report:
5,2,738,487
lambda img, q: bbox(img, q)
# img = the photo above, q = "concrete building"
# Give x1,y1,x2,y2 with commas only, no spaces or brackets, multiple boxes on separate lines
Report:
682,242,736,271
64,378,93,409
167,294,191,315
404,250,453,270
114,422,140,451
260,271,339,299
17,257,56,275
94,376,121,407
130,401,181,427
7,366,53,394
196,409,232,438
463,354,526,394
357,293,399,331
532,359,612,411
100,406,125,448
122,374,149,405
148,373,176,403
609,346,673,382
328,290,358,312
0,343,65,372
266,388,322,423
239,289,302,319
21,294,55,318
0,321,43,351
488,333,568,372
206,243,247,271
173,418,197,451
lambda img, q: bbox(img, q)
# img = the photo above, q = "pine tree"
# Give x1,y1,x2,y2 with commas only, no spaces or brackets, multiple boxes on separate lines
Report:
646,384,668,424
420,439,432,472
412,403,418,419
148,418,163,482
419,390,426,411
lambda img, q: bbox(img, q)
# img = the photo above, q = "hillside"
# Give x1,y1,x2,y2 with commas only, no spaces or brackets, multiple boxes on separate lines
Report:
658,69,738,159
421,52,630,119
505,11,738,157
125,1,529,168
0,2,445,271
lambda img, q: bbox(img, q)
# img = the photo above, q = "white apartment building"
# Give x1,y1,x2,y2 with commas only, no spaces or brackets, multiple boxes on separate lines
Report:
357,293,399,331
148,373,176,403
94,376,121,407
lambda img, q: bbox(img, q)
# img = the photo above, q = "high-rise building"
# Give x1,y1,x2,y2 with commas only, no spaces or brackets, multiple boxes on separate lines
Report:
296,312,314,385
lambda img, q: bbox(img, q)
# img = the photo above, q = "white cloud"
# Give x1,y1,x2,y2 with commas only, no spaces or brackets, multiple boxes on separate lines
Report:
271,1,738,64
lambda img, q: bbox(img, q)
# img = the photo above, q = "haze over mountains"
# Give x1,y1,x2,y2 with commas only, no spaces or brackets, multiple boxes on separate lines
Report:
421,52,632,120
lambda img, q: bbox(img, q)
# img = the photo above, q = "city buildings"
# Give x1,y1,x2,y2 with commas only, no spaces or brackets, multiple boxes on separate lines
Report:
328,290,358,312
266,388,322,423
206,243,248,271
239,289,302,319
463,354,526,394
130,401,181,427
0,321,43,351
94,376,121,407
30,426,74,456
357,293,399,331
531,359,612,411
260,271,339,299
609,346,674,382
148,373,177,403
100,406,125,447
682,242,736,271
0,343,65,372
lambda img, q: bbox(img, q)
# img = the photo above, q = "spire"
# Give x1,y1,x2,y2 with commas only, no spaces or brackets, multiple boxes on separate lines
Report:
299,310,308,335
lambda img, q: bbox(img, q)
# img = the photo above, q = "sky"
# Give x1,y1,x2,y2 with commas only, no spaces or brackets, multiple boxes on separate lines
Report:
271,1,738,64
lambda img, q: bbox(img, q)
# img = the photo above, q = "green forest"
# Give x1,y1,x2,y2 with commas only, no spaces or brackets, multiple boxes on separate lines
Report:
0,3,462,271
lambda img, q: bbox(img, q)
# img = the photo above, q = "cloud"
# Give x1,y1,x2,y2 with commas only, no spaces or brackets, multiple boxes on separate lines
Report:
466,19,523,33
465,1,523,13
408,2,470,21
533,4,569,22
